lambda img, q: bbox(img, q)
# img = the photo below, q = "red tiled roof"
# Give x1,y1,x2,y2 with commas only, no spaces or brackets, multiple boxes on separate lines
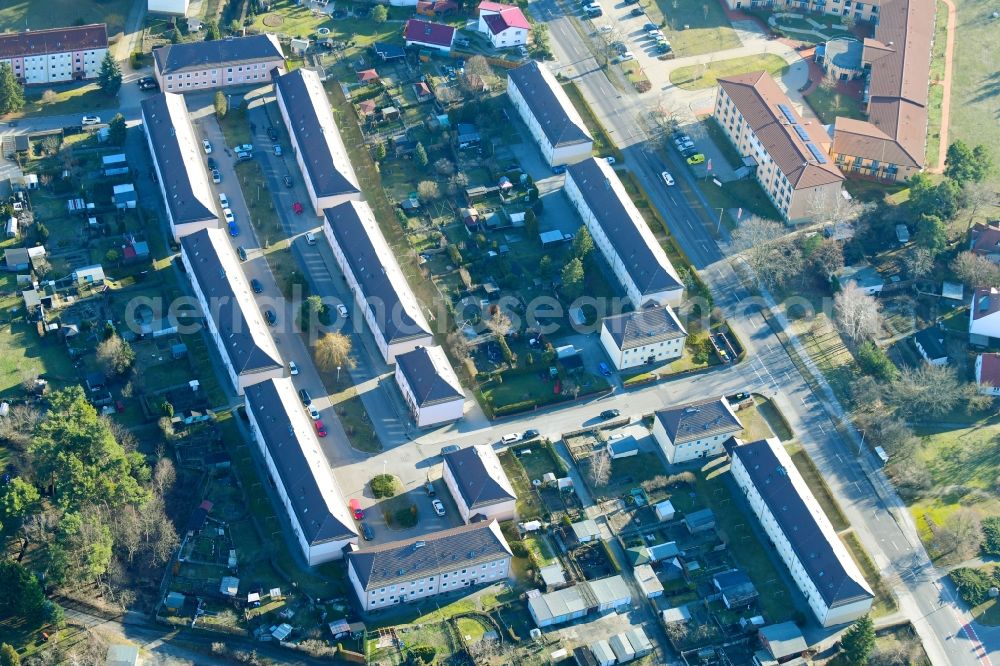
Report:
404,19,456,48
478,1,509,11
978,353,1000,387
356,69,379,82
0,24,107,59
481,5,530,32
971,223,1000,256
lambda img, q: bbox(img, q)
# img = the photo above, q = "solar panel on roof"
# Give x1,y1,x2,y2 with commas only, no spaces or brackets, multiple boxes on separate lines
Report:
777,104,796,124
793,125,810,141
806,143,828,164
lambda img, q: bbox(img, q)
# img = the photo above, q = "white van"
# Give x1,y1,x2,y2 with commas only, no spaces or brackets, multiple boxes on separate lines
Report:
305,231,317,246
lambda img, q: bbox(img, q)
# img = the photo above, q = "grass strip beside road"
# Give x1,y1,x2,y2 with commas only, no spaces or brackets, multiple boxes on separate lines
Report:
841,531,897,616
786,443,850,532
561,81,623,162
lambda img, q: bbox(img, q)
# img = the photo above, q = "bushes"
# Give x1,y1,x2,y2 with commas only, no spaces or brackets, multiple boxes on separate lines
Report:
601,540,621,573
370,474,397,498
950,567,998,607
407,645,436,664
493,400,537,416
447,244,464,266
510,541,529,558
856,342,899,382
982,517,1000,556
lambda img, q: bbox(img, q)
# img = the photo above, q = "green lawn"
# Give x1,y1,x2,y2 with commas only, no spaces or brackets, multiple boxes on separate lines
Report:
841,532,897,616
2,84,116,121
670,54,790,90
698,176,783,222
0,321,75,397
645,0,741,56
786,443,849,532
562,81,620,160
0,0,134,37
700,116,744,170
803,84,866,125
737,404,776,441
251,2,400,48
924,0,950,169
499,451,543,520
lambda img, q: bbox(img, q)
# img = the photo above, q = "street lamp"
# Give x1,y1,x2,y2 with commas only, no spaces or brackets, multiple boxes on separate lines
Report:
716,207,725,233
336,365,341,382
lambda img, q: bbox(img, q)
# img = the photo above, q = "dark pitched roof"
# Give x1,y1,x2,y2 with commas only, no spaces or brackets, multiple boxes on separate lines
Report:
728,439,874,608
272,68,360,199
713,568,754,592
153,34,284,75
0,24,107,59
566,158,682,300
347,520,511,589
180,229,282,377
324,201,431,344
403,19,456,48
141,92,219,227
602,305,686,350
396,346,463,407
245,379,356,545
444,445,516,509
507,61,592,149
717,72,844,189
913,327,947,360
655,397,743,445
373,42,405,59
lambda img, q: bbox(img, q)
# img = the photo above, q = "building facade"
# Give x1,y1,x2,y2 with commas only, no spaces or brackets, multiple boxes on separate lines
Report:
273,68,361,216
442,445,516,523
600,305,687,370
152,34,285,92
0,24,107,85
403,19,456,52
141,92,221,240
975,353,1000,396
652,397,743,463
346,521,512,611
180,229,284,394
394,345,465,427
715,72,845,223
565,158,684,308
323,201,433,363
478,2,530,48
245,379,357,565
728,438,874,626
506,61,593,167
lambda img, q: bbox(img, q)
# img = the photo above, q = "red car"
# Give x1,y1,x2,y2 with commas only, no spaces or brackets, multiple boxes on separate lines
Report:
349,498,363,520
314,419,327,437
292,201,304,215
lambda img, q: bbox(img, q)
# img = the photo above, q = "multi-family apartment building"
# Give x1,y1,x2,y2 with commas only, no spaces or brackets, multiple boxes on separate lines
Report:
346,521,512,611
180,229,284,394
565,158,684,308
507,61,593,167
272,68,361,217
152,34,285,92
442,445,516,523
652,397,744,464
141,92,221,240
600,305,687,371
394,345,465,428
323,201,433,363
715,72,845,223
830,0,934,182
722,0,881,23
245,378,357,565
0,24,107,85
727,438,874,627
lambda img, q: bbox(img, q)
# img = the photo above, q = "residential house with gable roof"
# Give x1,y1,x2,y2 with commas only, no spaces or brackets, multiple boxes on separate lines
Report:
969,287,1000,344
394,345,465,427
652,397,743,463
600,304,687,370
152,34,285,92
975,353,1000,396
442,444,516,523
477,2,531,48
403,19,456,52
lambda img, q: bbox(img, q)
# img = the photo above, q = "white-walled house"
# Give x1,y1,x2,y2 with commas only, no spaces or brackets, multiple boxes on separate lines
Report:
152,34,285,92
970,287,1000,344
652,397,743,464
727,438,874,627
273,68,361,217
975,353,1000,396
394,346,465,427
506,61,593,167
142,93,221,241
442,445,516,523
0,24,107,86
403,19,456,52
346,521,512,611
180,229,284,394
148,0,190,15
565,158,684,309
477,2,530,48
323,201,432,363
245,378,357,565
600,305,687,370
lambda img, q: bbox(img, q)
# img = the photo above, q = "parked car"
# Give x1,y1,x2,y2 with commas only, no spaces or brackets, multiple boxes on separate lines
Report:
643,21,657,31
599,362,612,376
523,429,540,440
138,77,158,91
207,157,217,169
228,221,240,237
314,420,327,437
235,144,253,153
662,171,675,186
586,7,603,16
292,202,304,214
81,115,101,126
299,388,312,405
360,522,374,540
337,304,349,318
237,245,247,261
218,192,229,208
605,156,616,165
600,409,621,420
500,433,521,445
424,481,436,496
202,139,212,154
211,169,221,183
307,406,320,420
264,309,276,325
251,278,263,294
273,145,282,156
283,175,293,188
236,151,252,161
686,153,706,165
305,231,317,246
432,499,446,516
619,51,635,62
349,499,363,520
289,361,299,376
223,208,235,224
441,444,461,455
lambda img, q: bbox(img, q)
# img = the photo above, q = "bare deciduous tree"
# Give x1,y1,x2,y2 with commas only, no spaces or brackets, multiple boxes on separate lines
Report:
887,364,973,419
952,251,1000,288
314,332,355,373
589,448,612,487
434,158,454,176
447,329,471,364
730,217,803,290
811,239,845,277
152,457,176,497
933,508,983,561
96,335,135,376
485,308,512,338
962,181,995,222
417,180,440,201
903,247,934,278
834,283,883,343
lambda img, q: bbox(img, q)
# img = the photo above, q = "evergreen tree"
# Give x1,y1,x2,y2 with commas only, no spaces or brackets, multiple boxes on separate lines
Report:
374,141,387,162
0,643,19,666
945,140,993,185
561,258,585,299
214,90,228,119
108,113,127,145
841,614,875,665
415,142,428,168
572,225,594,260
97,52,122,97
0,63,25,115
204,20,221,41
0,561,46,627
